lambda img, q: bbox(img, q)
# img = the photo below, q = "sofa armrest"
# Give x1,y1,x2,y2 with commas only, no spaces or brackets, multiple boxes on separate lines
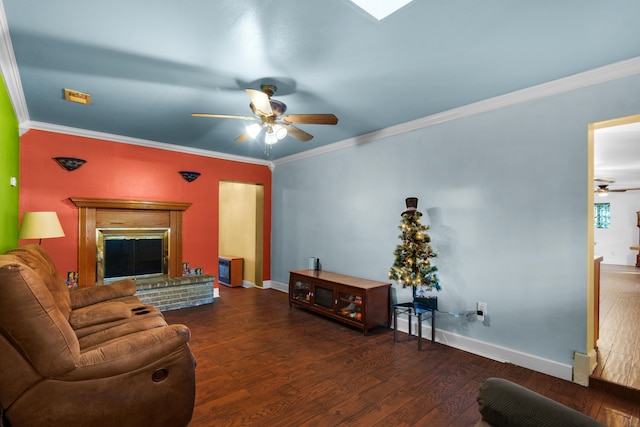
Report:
69,279,136,309
477,378,605,427
61,324,192,380
68,301,133,329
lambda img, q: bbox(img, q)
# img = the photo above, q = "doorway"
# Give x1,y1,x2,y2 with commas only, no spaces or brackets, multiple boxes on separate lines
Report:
589,113,640,390
219,181,264,288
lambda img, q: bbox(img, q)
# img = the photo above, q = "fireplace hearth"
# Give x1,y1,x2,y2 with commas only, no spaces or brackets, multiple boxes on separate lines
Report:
70,198,215,310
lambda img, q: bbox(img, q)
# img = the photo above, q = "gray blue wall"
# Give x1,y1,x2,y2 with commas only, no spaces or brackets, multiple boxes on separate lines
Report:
271,71,640,371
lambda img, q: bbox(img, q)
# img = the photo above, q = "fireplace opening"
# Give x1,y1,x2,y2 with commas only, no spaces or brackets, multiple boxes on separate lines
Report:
97,228,169,284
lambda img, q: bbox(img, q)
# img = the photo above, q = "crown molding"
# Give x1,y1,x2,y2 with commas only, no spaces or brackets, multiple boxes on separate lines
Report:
24,121,274,168
0,0,28,124
273,56,640,167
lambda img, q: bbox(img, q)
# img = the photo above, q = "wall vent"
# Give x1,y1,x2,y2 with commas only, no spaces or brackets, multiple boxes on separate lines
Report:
64,88,91,105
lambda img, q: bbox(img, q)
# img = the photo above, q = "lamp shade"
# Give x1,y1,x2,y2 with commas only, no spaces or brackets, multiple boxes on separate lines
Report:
18,212,65,240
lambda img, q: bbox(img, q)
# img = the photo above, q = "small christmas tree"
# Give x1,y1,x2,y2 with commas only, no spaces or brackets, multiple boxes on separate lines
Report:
389,197,440,293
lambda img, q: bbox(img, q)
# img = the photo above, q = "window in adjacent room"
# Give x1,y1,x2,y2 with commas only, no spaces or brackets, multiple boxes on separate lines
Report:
594,203,611,228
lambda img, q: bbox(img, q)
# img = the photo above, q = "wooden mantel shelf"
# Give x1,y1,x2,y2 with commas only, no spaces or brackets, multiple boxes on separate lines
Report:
70,197,191,211
70,197,191,287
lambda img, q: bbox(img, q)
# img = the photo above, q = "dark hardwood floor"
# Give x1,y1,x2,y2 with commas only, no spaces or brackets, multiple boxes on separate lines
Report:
164,286,640,426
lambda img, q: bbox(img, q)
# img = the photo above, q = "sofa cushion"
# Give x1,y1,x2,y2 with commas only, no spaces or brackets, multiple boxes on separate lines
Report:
477,378,605,427
7,244,73,318
70,278,137,309
68,301,133,329
0,332,42,411
72,324,192,378
72,297,164,338
77,315,168,349
0,257,79,376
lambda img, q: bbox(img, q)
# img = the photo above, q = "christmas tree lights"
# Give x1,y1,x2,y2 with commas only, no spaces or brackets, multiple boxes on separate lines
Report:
389,197,440,291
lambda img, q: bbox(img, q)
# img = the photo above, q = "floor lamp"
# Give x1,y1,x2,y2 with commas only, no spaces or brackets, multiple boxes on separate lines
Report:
18,212,65,244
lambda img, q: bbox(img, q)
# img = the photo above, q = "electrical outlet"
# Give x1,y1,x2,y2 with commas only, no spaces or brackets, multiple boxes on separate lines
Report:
477,302,487,322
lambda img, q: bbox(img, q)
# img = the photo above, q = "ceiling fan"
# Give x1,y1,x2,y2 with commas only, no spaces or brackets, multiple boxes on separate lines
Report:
594,184,640,196
192,85,338,144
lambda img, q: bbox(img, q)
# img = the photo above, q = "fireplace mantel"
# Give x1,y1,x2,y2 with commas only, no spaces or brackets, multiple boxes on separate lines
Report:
70,198,191,287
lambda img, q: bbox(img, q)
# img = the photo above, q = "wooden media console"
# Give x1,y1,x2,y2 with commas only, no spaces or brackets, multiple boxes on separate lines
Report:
288,270,390,335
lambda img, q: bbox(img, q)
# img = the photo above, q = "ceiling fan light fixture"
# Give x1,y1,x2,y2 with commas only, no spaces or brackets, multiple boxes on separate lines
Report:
194,84,338,153
265,126,278,145
246,123,262,139
273,124,288,140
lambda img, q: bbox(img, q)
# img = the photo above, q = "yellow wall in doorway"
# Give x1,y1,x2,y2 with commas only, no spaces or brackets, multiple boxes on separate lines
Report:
219,181,264,287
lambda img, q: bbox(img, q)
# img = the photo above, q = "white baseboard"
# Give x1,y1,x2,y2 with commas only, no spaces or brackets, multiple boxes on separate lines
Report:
572,349,597,386
271,279,572,381
393,316,573,382
269,280,289,293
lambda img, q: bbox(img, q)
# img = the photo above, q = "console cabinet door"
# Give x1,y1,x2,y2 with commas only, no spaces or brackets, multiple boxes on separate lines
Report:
312,283,335,312
335,287,364,324
291,279,312,305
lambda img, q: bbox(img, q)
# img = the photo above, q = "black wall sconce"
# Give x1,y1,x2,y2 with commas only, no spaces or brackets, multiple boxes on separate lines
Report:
179,171,201,182
53,157,86,171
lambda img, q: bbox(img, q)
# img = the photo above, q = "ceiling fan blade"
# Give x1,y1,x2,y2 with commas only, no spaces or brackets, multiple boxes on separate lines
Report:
192,113,258,121
281,114,338,125
235,132,251,142
246,89,273,116
594,177,616,184
283,124,313,142
595,184,640,192
610,187,640,192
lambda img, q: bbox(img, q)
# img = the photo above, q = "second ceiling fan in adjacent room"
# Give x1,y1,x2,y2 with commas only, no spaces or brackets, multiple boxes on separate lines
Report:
594,178,640,196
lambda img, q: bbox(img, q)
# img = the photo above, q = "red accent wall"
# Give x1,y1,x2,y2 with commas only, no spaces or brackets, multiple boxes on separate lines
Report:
19,129,272,286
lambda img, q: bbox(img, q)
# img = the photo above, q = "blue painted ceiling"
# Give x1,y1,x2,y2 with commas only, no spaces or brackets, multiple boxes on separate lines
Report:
3,0,640,160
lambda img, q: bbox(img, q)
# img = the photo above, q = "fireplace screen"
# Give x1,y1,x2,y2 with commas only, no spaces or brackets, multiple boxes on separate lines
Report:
97,228,169,284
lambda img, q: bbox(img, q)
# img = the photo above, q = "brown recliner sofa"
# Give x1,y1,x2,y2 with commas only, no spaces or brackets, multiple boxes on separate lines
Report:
7,244,168,342
0,245,196,427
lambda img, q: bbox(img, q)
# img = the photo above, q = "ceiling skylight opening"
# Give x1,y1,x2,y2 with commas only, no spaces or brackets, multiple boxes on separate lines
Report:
349,0,413,21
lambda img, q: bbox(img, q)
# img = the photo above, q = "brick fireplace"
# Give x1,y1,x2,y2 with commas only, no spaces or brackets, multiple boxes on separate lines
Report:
70,197,215,310
70,197,190,286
